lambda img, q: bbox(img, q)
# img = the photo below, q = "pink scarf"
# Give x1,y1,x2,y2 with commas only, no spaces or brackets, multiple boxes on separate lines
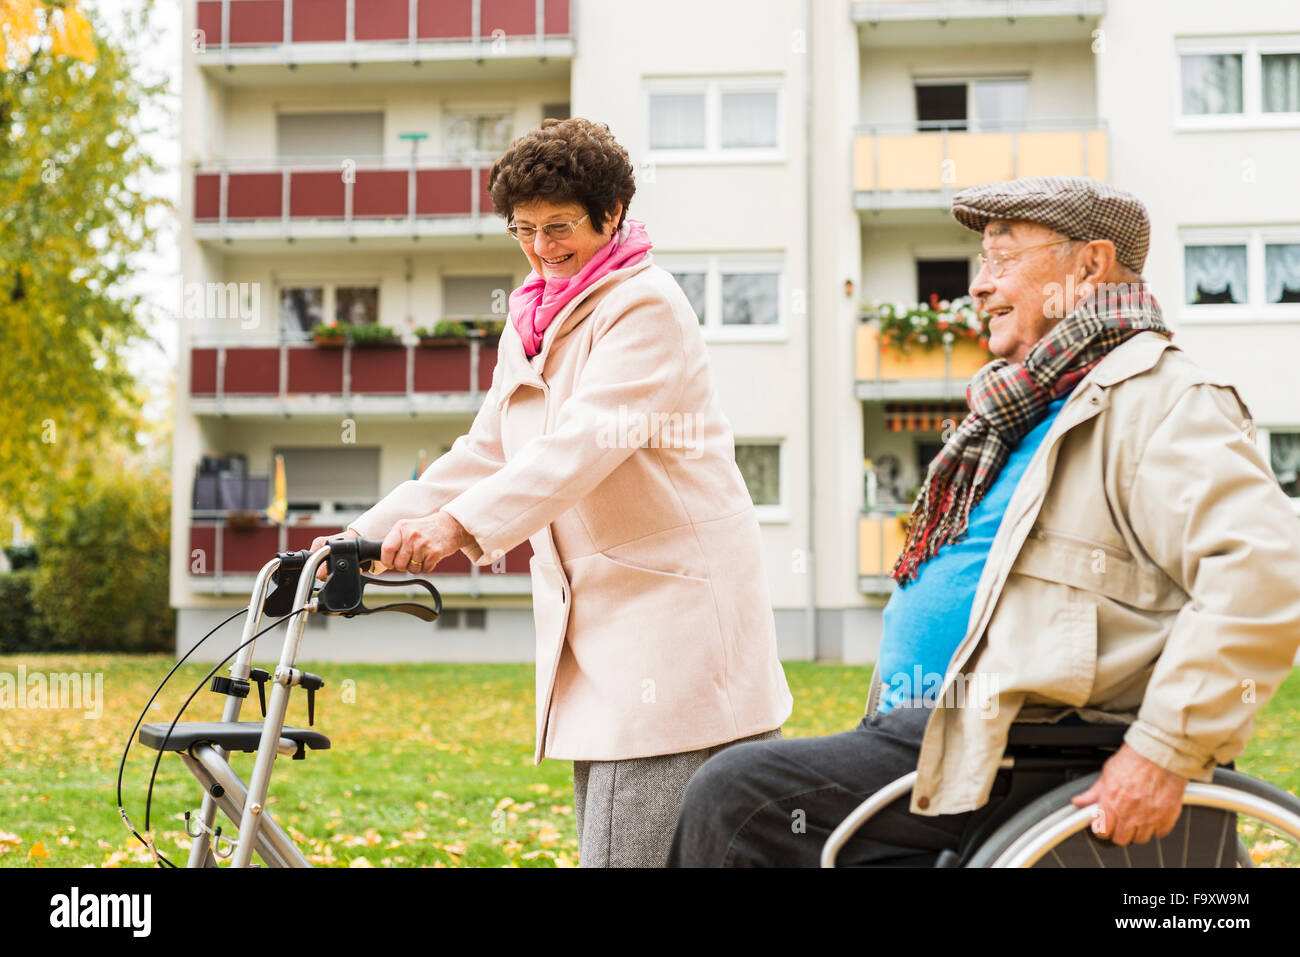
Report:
508,218,654,357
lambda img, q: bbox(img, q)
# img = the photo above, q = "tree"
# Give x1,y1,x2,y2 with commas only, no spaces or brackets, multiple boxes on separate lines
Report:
0,0,167,524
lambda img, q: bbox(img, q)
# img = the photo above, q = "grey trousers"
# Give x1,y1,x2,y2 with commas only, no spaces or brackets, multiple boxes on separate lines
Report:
572,728,783,868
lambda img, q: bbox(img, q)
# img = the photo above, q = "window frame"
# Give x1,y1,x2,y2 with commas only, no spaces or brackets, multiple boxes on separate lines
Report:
1178,227,1300,323
1175,36,1300,131
645,76,785,165
734,438,787,524
658,252,788,343
912,75,1031,133
275,278,383,341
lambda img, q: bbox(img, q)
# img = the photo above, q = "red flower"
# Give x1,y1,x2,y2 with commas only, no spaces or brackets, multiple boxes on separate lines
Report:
929,293,940,309
978,337,990,350
938,320,949,331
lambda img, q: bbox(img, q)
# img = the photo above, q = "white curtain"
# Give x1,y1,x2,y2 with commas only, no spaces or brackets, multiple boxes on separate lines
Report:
1263,54,1300,113
1184,245,1248,304
1181,54,1243,114
649,93,706,149
722,272,779,325
721,91,778,148
973,80,1028,132
1266,244,1300,303
1270,433,1300,496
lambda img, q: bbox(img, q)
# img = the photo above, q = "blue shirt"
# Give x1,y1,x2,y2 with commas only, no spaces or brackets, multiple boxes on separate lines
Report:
875,396,1069,713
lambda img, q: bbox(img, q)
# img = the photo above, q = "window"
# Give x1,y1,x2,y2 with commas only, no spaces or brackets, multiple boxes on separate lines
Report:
541,102,571,122
735,442,784,521
646,78,782,162
437,609,487,630
1177,39,1300,127
1265,431,1300,498
916,260,971,305
914,78,1028,132
1180,54,1243,115
658,254,785,340
443,275,512,319
277,112,383,160
273,447,380,514
278,282,379,339
444,110,513,158
1180,229,1300,319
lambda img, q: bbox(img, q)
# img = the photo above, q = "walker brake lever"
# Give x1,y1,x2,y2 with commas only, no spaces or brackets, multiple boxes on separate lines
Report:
264,549,310,617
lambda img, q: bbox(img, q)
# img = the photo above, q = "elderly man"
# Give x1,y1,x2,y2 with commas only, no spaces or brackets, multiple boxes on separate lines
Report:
667,176,1300,867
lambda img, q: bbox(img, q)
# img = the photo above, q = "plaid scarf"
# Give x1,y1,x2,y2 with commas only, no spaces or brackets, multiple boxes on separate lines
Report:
890,283,1171,586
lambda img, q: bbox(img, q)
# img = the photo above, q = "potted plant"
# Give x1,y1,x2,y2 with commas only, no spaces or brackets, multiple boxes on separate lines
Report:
415,320,469,348
471,318,507,344
349,323,401,348
311,321,346,347
866,295,992,355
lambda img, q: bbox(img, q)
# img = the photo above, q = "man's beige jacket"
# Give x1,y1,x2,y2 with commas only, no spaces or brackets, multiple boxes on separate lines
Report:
865,330,1300,815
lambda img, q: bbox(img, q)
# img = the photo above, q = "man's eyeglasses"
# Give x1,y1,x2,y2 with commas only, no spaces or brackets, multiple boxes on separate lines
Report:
976,237,1074,278
506,213,590,242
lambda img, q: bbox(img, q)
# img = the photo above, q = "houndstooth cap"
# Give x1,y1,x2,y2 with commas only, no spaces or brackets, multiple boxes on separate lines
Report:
951,175,1150,274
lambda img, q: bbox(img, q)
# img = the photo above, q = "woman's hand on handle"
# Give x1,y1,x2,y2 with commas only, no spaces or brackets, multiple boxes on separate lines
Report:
380,511,476,574
309,528,376,581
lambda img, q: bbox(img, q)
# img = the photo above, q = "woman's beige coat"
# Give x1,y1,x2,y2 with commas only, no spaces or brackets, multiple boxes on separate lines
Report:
349,249,793,763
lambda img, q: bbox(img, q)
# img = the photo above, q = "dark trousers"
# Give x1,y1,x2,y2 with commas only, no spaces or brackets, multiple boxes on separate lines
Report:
667,705,1074,867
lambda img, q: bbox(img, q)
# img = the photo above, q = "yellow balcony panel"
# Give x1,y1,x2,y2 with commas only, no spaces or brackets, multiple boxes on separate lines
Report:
856,323,993,397
946,132,1014,188
859,514,909,579
876,133,945,191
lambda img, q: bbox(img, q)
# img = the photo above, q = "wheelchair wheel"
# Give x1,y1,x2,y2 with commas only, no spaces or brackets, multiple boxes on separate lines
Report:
966,768,1300,868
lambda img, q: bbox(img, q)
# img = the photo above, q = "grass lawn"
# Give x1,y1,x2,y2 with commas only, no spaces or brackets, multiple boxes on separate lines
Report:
1,655,1297,868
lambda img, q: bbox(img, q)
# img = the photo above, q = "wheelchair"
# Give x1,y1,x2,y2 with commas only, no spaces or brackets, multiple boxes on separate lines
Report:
822,720,1300,868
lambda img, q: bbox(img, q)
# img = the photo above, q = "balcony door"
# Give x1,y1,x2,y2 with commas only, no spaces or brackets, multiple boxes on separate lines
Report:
915,78,1028,132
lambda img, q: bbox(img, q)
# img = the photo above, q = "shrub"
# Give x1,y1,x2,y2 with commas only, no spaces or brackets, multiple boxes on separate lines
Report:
0,569,57,653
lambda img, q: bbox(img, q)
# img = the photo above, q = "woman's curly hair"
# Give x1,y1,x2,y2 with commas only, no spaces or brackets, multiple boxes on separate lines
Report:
488,117,636,235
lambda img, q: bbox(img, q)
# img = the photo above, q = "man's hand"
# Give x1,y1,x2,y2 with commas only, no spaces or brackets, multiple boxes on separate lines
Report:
379,511,476,574
1070,743,1187,846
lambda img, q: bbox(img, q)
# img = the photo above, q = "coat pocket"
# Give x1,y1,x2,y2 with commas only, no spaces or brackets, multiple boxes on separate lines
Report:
1011,527,1184,611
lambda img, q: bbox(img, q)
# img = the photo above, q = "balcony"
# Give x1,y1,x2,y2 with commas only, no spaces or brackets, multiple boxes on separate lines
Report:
188,339,498,417
853,0,1104,47
188,517,533,595
858,512,908,594
855,323,992,400
853,120,1107,213
192,156,512,247
194,0,573,83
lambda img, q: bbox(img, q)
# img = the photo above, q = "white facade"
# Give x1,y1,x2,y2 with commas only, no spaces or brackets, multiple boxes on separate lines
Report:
175,0,1300,662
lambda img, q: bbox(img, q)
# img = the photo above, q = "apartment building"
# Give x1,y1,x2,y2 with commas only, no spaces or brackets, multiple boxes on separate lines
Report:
174,0,1300,662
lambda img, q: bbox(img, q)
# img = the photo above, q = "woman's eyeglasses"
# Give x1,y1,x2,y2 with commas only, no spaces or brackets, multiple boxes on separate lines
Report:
976,237,1074,278
506,213,590,242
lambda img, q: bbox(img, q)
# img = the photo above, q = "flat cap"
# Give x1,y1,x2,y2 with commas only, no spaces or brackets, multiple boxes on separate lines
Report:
951,175,1149,274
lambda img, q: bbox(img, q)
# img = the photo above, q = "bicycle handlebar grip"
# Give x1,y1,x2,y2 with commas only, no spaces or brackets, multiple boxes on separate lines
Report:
356,538,385,562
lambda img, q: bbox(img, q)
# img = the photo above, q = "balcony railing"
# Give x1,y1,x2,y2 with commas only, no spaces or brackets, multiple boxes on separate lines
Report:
193,156,497,239
189,339,497,415
853,119,1107,210
852,0,1105,24
858,512,908,594
195,0,571,50
855,324,992,400
188,517,533,594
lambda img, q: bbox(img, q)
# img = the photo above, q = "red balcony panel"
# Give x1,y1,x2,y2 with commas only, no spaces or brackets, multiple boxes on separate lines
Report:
432,550,472,574
191,348,219,396
223,347,281,395
504,539,533,573
356,0,411,41
288,347,344,394
230,0,284,45
287,526,343,551
544,0,570,35
292,0,347,41
190,525,217,575
478,167,493,218
415,168,473,216
290,171,346,219
354,170,409,218
194,173,221,220
413,346,472,392
222,525,281,573
481,0,532,36
419,0,472,38
227,172,282,220
477,342,499,390
350,346,408,394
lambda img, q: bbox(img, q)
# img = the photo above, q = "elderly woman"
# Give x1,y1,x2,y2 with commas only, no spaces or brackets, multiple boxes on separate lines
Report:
313,117,791,867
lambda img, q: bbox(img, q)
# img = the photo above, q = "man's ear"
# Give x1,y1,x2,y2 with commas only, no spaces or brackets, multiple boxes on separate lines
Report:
1073,239,1117,301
